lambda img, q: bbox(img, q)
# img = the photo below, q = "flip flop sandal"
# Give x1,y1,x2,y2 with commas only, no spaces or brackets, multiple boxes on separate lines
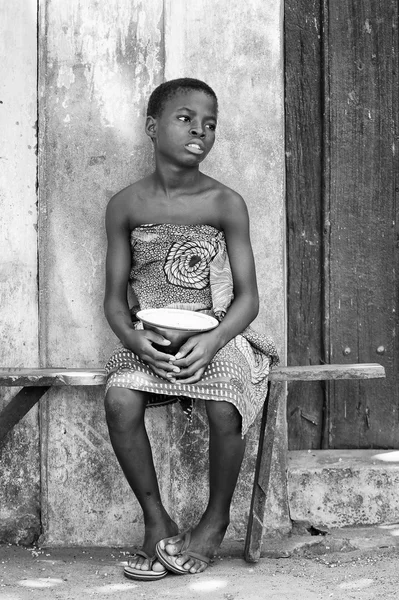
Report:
123,550,168,581
155,530,210,575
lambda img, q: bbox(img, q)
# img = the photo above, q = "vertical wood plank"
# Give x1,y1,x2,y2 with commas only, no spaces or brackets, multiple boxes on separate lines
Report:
326,0,398,447
245,382,287,561
0,0,40,544
164,0,288,537
285,0,325,450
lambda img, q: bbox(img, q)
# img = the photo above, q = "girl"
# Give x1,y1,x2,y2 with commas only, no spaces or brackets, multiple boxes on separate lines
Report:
103,78,278,580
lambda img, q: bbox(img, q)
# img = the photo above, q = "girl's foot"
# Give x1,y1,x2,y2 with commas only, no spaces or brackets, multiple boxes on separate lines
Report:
157,515,229,574
127,516,179,572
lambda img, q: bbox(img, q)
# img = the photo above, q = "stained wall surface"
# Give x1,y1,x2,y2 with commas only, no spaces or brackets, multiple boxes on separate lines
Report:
0,0,40,544
2,0,286,545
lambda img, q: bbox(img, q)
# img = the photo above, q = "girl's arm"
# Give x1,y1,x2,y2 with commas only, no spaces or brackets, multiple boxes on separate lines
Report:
104,195,179,379
213,191,259,343
173,191,259,382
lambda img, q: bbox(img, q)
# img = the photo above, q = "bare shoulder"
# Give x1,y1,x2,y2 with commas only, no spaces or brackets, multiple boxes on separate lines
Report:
206,178,249,228
106,177,151,228
219,186,247,212
106,180,142,213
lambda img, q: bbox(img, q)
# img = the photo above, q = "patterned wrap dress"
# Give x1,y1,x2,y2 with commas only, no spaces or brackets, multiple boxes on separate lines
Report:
105,223,279,435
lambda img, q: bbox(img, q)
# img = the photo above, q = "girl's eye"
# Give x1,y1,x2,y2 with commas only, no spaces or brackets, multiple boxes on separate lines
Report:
206,123,216,131
178,116,190,122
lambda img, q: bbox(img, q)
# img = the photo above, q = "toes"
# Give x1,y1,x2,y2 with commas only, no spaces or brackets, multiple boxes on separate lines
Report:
170,551,208,574
127,557,139,570
152,560,165,573
183,558,195,572
175,555,193,570
128,556,149,571
138,557,149,571
162,534,185,556
195,560,208,573
177,555,204,573
165,542,180,556
188,559,206,574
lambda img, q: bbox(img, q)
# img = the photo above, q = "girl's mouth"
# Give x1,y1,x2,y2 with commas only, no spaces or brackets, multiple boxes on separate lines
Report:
185,143,204,155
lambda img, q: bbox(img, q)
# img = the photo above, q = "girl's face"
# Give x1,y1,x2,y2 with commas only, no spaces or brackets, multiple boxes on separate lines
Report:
147,90,217,166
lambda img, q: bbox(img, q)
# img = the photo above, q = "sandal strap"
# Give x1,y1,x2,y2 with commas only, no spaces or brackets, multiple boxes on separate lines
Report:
186,550,210,565
179,531,211,565
128,549,157,566
180,530,192,553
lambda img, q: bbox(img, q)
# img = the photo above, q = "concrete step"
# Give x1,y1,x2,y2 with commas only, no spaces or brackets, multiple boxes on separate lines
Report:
287,449,399,528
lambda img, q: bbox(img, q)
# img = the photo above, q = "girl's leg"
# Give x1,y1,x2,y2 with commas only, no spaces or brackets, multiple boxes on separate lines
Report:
161,400,246,573
104,387,178,571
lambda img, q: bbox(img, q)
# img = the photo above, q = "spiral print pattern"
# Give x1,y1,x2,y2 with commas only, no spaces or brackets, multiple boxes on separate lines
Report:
164,238,218,289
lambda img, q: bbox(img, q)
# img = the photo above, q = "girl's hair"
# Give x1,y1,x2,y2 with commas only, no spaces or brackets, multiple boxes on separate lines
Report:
147,78,218,118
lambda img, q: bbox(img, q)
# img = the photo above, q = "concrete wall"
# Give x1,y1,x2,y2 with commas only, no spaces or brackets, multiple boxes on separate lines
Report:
0,0,40,544
1,0,286,545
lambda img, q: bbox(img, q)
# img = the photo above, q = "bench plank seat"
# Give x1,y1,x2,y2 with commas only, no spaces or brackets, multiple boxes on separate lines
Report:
0,363,385,387
0,362,385,561
0,368,106,387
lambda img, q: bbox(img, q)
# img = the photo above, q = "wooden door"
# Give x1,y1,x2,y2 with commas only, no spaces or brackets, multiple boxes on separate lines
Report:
286,0,399,449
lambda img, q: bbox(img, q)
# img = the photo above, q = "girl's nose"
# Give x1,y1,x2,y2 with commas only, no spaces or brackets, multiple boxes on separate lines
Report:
189,124,205,137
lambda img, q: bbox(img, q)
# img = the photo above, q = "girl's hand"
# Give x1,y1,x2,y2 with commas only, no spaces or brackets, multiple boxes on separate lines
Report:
170,331,221,384
124,329,181,381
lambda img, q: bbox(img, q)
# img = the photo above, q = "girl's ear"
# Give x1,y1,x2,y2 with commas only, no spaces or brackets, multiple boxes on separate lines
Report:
145,116,157,140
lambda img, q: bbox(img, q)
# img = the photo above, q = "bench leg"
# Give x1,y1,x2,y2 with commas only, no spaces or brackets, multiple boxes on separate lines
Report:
0,387,49,448
244,381,285,562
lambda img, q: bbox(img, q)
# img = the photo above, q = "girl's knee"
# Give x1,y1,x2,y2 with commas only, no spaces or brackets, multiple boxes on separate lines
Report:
206,401,242,435
104,387,145,429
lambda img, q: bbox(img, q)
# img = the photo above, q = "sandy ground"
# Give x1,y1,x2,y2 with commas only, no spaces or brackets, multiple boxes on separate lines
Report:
1,542,399,600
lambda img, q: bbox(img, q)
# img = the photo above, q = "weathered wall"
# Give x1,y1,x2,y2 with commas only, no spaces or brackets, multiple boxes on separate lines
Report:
163,0,288,539
2,0,286,545
38,0,166,545
0,0,40,543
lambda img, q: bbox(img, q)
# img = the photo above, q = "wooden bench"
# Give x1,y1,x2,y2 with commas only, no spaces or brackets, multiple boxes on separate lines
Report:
0,363,385,561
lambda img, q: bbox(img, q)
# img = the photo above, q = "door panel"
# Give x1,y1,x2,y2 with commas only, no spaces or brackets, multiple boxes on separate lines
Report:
286,0,399,449
285,0,325,450
325,0,398,447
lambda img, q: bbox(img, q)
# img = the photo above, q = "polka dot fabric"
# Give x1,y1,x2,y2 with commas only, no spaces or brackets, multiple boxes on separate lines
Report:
105,224,279,436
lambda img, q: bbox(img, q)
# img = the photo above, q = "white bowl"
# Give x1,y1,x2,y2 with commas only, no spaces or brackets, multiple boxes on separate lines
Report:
136,308,218,353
